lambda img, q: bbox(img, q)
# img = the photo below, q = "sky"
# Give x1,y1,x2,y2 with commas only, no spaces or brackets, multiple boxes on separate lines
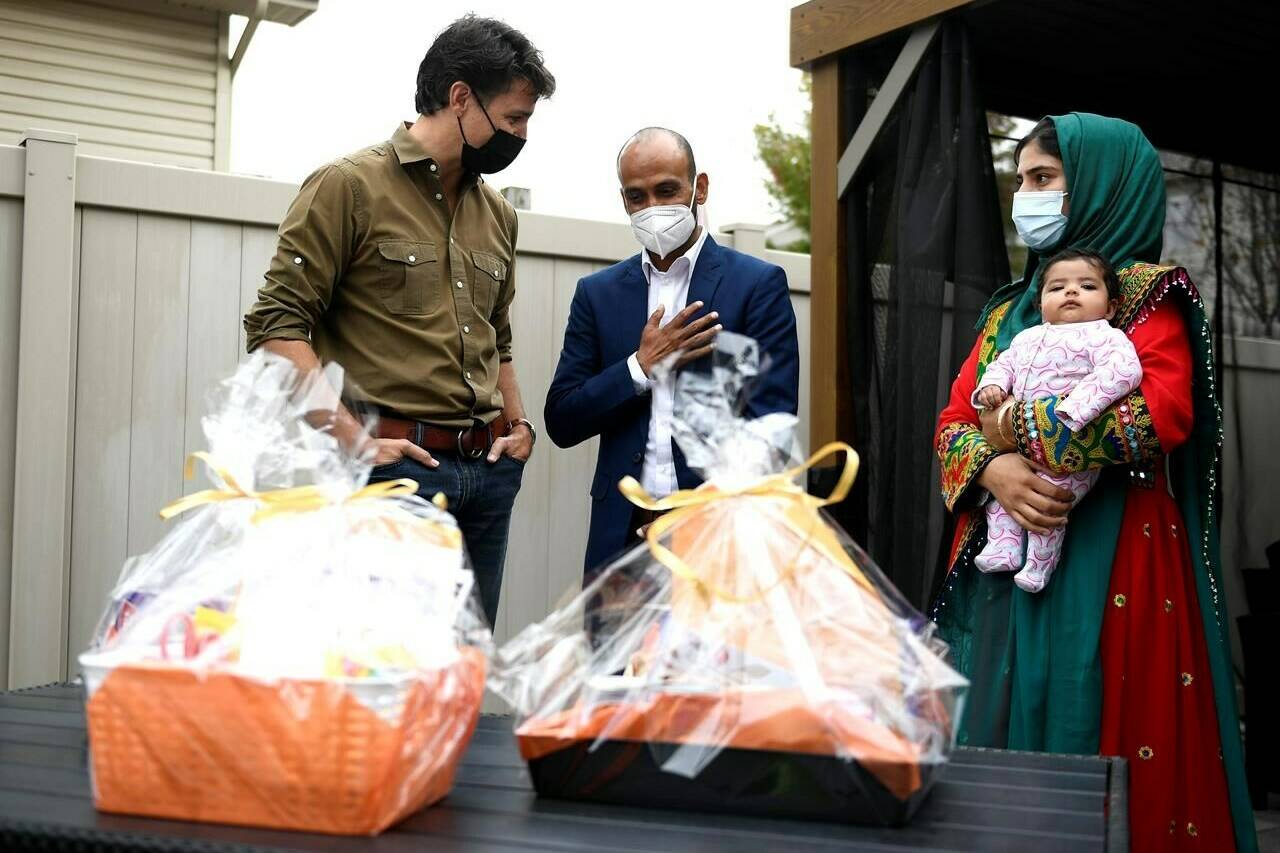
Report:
230,0,809,230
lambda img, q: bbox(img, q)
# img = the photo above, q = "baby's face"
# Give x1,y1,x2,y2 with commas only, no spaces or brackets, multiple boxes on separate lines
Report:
1040,259,1116,324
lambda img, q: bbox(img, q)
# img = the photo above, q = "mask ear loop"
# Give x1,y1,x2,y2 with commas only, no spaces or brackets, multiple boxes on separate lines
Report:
691,175,708,232
475,96,500,133
456,89,500,147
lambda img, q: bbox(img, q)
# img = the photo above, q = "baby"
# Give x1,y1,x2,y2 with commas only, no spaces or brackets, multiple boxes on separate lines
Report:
973,248,1143,593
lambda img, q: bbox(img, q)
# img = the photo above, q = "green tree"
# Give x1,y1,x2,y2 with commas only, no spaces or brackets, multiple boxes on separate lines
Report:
754,74,812,253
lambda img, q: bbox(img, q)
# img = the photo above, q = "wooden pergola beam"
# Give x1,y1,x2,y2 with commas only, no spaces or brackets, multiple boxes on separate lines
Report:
790,0,978,68
807,58,849,451
836,21,939,198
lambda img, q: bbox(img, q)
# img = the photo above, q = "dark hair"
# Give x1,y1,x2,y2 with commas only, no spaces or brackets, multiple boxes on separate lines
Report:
415,15,555,115
1014,117,1061,166
616,127,698,184
1038,247,1121,304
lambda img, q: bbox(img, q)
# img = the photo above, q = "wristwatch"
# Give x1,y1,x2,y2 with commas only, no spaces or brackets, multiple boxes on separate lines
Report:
508,417,537,447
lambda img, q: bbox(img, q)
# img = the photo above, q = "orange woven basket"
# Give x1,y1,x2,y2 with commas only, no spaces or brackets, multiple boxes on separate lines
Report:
82,647,486,835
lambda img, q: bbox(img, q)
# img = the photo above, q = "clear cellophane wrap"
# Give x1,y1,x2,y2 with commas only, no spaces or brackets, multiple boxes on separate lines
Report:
79,352,491,834
491,333,968,825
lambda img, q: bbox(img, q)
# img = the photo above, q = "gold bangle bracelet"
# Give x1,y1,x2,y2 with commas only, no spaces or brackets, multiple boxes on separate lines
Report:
995,398,1017,450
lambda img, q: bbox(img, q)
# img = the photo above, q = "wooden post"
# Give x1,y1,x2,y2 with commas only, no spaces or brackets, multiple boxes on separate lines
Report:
9,129,78,688
808,59,850,451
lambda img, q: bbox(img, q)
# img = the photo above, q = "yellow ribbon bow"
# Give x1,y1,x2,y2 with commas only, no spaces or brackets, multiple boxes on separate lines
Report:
159,451,440,524
618,441,867,602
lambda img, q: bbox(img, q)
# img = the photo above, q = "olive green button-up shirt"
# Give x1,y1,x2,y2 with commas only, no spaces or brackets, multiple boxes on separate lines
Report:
244,123,517,427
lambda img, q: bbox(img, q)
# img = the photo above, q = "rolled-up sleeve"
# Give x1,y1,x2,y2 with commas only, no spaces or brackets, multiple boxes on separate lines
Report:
244,164,356,352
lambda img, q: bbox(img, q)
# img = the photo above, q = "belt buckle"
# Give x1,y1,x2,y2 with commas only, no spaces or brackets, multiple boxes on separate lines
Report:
457,427,485,459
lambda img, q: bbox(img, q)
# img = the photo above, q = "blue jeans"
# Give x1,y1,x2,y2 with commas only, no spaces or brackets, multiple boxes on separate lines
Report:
368,451,524,627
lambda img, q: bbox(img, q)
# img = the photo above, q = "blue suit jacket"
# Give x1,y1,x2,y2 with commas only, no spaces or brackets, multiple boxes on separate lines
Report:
544,236,800,573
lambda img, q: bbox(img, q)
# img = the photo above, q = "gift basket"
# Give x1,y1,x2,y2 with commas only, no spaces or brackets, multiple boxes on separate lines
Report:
491,333,967,826
78,353,490,835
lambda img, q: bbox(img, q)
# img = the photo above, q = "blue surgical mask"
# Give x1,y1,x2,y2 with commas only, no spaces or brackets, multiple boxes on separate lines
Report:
1012,190,1069,251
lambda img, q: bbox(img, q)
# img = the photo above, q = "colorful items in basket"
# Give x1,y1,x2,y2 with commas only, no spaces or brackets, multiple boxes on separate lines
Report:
159,605,237,662
102,590,151,645
324,643,421,678
148,601,423,679
491,334,968,827
78,354,491,835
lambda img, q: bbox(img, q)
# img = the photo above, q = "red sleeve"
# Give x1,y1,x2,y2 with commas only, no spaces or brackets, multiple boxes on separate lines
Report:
1126,298,1193,452
937,330,982,433
935,330,999,512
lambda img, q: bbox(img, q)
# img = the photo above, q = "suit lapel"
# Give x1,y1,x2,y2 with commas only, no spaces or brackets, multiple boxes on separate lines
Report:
687,234,723,309
617,255,649,353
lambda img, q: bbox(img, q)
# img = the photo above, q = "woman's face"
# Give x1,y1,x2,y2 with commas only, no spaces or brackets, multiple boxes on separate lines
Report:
1015,139,1070,215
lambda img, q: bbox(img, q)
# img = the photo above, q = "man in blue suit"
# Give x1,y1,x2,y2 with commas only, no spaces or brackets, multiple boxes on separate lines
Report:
545,127,799,574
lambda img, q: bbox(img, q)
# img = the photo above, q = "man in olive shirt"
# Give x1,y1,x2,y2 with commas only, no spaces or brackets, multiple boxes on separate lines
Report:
244,16,554,625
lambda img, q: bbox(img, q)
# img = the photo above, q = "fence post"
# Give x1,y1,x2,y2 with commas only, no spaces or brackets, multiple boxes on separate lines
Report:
9,129,78,688
720,222,768,258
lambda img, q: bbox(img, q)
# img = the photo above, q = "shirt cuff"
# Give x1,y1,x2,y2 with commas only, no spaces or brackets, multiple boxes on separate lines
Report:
1053,399,1088,433
627,352,653,395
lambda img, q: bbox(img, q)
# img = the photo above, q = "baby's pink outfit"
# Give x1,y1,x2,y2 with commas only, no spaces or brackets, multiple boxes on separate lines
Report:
972,319,1143,592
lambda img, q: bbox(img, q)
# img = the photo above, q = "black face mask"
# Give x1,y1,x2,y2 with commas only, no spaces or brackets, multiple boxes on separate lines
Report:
458,97,524,174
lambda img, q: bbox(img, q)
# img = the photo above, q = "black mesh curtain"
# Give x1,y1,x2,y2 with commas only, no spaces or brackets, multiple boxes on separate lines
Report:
839,21,1010,610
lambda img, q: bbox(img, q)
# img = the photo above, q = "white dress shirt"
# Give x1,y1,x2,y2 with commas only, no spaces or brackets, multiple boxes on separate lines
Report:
625,228,709,498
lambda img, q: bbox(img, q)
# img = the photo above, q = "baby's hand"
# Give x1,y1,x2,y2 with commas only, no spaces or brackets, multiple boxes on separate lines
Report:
976,385,1008,409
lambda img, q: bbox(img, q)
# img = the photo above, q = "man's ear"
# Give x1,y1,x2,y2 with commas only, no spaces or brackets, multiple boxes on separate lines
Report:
448,81,471,115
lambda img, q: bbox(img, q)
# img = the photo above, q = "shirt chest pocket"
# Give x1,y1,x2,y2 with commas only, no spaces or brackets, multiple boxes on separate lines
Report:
471,250,508,319
377,240,438,316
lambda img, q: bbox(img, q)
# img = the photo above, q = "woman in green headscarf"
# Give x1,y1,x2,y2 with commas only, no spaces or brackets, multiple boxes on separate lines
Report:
932,113,1255,852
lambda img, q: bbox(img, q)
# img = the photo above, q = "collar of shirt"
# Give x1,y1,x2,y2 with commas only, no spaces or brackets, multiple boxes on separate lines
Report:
390,122,480,187
390,121,435,166
640,225,709,285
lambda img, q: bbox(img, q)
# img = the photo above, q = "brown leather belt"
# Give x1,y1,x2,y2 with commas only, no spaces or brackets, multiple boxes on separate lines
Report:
375,414,508,459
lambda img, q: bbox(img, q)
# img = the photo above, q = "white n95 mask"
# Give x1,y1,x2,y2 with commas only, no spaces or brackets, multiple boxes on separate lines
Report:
630,193,697,259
